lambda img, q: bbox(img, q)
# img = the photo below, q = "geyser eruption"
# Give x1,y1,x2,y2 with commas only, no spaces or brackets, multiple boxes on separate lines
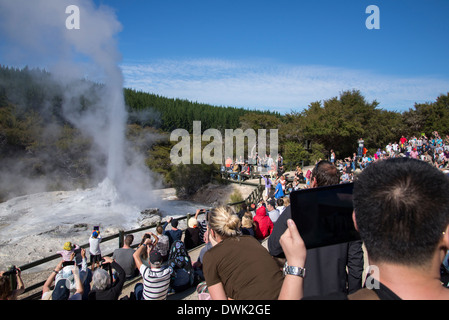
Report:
0,0,156,207
0,0,212,271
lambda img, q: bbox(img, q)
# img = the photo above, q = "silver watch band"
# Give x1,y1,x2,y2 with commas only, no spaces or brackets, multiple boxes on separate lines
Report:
283,262,306,278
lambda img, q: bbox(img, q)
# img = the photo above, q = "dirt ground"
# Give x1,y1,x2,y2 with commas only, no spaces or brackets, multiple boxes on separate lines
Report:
189,182,257,207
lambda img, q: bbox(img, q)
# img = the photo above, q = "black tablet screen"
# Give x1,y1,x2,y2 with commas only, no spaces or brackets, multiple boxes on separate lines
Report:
290,183,360,249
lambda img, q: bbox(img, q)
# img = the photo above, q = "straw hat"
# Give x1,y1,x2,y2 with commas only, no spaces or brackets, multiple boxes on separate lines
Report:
188,218,198,228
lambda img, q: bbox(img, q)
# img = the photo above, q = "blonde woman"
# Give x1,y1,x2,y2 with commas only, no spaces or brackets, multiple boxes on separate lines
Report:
202,206,284,300
240,211,256,237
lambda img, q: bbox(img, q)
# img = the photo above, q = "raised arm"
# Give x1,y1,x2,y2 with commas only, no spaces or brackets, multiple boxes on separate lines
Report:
278,219,307,300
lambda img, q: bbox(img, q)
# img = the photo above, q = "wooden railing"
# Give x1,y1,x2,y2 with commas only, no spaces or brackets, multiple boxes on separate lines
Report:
17,213,202,300
15,172,273,300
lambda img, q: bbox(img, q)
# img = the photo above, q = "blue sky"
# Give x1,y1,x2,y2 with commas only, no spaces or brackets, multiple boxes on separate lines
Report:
2,0,449,113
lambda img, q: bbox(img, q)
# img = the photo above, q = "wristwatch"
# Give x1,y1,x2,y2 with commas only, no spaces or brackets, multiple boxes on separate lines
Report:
283,261,306,278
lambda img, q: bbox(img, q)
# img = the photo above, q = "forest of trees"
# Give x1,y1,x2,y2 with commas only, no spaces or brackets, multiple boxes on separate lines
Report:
0,65,448,201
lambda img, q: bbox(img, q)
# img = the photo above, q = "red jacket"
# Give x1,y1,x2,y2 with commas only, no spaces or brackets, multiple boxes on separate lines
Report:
253,206,273,240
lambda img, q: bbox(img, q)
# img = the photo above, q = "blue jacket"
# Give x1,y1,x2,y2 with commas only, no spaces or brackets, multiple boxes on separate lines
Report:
274,182,284,199
162,221,183,249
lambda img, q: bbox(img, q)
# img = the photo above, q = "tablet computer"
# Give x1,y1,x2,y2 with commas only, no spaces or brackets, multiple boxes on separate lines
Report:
290,183,360,249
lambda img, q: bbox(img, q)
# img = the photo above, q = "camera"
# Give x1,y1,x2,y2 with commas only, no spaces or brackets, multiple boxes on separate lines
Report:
3,266,17,290
62,260,76,267
3,265,16,277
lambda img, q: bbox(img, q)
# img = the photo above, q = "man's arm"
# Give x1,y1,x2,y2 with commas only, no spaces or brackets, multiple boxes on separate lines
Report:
72,264,84,296
208,282,228,300
133,238,152,270
278,219,306,300
42,260,64,295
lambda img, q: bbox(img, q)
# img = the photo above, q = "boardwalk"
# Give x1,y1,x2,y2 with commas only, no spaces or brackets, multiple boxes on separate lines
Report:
118,237,271,300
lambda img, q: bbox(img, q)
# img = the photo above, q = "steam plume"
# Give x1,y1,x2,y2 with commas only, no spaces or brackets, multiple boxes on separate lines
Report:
0,0,156,206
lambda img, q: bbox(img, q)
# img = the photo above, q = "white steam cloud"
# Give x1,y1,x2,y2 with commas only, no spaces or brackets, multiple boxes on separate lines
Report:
0,0,157,206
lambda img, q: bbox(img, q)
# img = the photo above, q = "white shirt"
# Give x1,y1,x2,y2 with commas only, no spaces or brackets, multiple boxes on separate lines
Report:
140,264,173,300
268,209,280,223
89,235,102,255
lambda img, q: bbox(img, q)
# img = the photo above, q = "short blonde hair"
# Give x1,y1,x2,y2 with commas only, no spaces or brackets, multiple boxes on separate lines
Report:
208,206,241,238
241,212,254,229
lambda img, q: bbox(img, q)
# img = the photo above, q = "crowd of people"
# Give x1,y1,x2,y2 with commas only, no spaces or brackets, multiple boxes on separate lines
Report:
0,212,209,301
331,132,449,184
222,153,285,181
2,132,449,301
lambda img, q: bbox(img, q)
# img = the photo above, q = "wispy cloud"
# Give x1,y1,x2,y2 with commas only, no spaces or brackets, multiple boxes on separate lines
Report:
121,58,449,113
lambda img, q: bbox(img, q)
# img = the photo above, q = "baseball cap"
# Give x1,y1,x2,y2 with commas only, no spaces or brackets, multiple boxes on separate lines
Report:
149,250,162,266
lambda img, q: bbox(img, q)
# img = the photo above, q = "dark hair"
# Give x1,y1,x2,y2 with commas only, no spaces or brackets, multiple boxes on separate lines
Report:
171,218,178,228
353,157,449,266
140,233,152,245
311,160,340,187
124,234,134,246
276,198,284,207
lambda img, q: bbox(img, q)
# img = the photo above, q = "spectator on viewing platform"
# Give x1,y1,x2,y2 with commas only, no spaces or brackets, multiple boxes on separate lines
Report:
268,160,364,298
400,135,407,149
184,217,201,250
89,230,102,271
410,147,419,159
162,217,182,249
262,174,273,198
195,208,209,245
292,178,301,191
277,197,286,215
225,157,232,169
113,234,138,280
202,206,284,300
293,157,449,300
274,176,285,199
41,260,83,300
266,198,280,223
154,225,170,262
236,203,248,220
168,240,194,293
295,166,304,181
253,205,273,241
133,238,173,300
240,161,251,177
231,162,240,180
57,241,81,264
88,256,126,300
357,138,364,158
193,212,213,285
330,149,336,163
45,248,90,300
0,267,25,300
139,232,158,267
241,211,256,238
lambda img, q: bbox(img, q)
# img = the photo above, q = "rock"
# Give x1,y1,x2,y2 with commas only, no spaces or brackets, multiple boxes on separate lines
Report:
138,208,162,227
140,208,161,216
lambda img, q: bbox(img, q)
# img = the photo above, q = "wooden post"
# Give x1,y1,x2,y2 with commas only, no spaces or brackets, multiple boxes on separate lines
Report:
118,230,124,248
